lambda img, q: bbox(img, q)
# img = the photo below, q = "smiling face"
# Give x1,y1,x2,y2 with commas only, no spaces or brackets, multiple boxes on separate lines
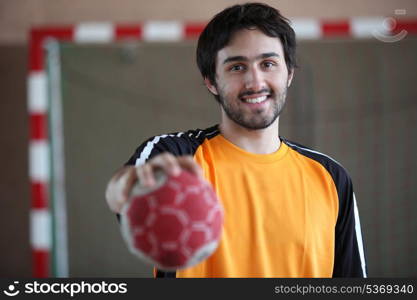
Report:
205,28,294,130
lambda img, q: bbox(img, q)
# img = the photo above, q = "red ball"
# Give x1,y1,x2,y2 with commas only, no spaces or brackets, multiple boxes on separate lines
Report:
120,169,224,271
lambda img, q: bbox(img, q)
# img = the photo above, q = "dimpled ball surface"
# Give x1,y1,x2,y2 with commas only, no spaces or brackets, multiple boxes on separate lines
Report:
120,170,223,271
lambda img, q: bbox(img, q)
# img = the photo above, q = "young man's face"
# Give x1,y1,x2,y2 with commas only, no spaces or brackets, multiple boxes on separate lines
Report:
206,28,293,130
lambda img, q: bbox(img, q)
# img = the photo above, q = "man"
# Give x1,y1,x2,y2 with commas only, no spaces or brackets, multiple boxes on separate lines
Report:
105,3,367,278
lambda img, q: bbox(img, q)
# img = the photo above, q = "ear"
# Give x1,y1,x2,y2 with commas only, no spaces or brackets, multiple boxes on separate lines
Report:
287,68,294,88
204,78,218,95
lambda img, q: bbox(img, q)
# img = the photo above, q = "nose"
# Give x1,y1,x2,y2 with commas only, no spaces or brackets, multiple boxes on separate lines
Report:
244,67,265,91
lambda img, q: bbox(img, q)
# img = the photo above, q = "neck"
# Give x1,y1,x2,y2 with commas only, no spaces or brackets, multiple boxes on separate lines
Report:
219,115,281,155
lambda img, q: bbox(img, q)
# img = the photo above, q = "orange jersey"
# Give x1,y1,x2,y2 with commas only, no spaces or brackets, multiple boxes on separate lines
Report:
126,125,367,277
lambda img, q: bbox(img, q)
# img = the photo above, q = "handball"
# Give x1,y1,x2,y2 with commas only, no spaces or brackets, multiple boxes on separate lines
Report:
120,169,223,270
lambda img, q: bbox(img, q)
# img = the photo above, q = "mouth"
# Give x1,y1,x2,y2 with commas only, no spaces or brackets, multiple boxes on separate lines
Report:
240,94,270,104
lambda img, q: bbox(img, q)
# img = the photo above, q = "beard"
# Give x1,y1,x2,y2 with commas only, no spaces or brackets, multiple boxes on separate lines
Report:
216,85,288,130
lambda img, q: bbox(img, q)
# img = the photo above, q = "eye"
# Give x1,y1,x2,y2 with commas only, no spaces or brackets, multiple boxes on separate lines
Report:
229,64,246,72
262,61,277,69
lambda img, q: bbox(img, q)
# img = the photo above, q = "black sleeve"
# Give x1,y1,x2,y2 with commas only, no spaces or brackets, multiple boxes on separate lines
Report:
124,128,212,167
125,135,193,166
332,174,368,277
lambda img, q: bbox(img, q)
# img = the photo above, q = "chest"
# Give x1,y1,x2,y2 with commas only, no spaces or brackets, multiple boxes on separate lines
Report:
202,159,338,247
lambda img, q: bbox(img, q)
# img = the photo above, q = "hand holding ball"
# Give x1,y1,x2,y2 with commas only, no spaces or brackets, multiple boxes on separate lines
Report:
120,169,223,271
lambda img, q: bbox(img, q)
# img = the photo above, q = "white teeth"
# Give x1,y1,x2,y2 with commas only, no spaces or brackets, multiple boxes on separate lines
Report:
243,96,267,104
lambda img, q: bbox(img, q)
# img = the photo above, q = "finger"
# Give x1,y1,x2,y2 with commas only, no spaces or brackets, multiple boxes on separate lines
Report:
137,163,155,188
177,156,204,179
106,167,137,213
121,167,138,200
151,153,181,176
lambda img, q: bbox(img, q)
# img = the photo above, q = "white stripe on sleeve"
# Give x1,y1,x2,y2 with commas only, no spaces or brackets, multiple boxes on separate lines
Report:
353,193,367,278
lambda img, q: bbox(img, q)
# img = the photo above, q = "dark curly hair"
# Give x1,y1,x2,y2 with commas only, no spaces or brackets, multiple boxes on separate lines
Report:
197,2,297,86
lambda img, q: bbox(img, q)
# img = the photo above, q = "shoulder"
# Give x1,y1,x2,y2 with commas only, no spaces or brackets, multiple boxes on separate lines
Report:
126,125,220,166
282,138,357,231
282,138,352,188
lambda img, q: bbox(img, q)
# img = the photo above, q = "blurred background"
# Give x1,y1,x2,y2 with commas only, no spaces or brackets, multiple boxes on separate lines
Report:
0,0,416,278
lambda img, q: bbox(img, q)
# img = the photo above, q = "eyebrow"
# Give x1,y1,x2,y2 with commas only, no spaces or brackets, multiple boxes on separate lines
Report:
222,52,280,64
